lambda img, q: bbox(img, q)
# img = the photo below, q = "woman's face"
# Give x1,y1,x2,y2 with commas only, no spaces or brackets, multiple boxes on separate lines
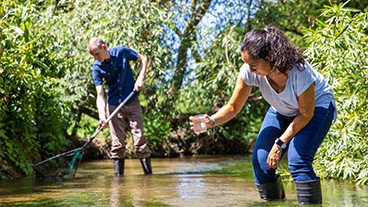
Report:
241,51,273,76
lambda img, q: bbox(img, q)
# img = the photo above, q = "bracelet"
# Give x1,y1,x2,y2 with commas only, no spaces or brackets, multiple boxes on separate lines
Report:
209,115,216,128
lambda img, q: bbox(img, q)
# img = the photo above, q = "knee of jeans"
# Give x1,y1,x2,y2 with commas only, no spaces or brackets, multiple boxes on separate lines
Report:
252,148,275,180
252,148,267,168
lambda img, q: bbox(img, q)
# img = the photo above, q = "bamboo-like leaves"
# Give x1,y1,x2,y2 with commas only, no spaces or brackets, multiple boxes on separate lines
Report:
305,4,368,185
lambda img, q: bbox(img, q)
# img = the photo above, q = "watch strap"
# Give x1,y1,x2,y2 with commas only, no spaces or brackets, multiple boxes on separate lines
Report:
275,138,287,149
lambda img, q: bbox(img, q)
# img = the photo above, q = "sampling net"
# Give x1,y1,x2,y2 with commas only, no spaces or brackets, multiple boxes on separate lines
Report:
33,148,83,179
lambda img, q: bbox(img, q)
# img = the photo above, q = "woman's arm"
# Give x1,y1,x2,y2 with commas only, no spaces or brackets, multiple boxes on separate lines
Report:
279,83,315,144
267,82,315,168
211,73,252,126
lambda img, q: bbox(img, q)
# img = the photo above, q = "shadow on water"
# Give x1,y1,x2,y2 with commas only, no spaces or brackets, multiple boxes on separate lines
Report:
0,155,367,206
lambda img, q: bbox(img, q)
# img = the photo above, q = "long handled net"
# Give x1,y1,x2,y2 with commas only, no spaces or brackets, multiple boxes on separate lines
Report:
33,90,135,179
33,148,83,179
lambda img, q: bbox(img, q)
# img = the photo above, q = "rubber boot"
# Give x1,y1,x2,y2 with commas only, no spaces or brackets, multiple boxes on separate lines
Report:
139,158,152,175
113,158,125,177
295,179,322,205
256,176,285,201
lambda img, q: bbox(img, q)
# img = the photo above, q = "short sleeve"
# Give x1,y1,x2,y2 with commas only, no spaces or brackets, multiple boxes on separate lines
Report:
122,47,139,61
92,65,103,86
293,65,316,96
239,63,259,87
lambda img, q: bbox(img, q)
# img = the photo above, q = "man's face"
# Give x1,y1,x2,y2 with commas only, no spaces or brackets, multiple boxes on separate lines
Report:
88,44,109,62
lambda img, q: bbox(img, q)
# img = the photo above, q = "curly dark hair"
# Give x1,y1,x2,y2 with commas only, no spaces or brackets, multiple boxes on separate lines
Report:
240,25,305,75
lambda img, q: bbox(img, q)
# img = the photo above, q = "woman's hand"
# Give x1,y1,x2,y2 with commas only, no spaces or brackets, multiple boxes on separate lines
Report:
189,114,212,135
267,144,282,168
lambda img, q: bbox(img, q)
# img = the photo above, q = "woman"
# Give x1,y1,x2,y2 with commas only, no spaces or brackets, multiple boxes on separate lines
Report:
190,25,336,205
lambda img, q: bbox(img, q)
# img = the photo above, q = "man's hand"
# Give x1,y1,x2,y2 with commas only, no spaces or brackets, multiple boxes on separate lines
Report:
134,76,144,91
98,120,108,131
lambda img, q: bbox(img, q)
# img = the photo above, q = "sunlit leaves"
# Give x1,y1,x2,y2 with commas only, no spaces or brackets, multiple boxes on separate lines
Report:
304,3,368,185
0,1,72,177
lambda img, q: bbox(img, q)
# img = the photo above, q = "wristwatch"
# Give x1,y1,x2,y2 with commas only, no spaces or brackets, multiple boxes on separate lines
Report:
275,138,287,149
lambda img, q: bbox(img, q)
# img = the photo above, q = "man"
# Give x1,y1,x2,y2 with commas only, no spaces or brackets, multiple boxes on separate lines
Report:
87,37,152,176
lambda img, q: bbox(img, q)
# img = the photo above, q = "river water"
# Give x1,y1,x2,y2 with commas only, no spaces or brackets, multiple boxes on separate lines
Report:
0,156,367,206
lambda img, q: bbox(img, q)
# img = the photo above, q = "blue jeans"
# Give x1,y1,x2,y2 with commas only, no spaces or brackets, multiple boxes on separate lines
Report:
252,103,335,184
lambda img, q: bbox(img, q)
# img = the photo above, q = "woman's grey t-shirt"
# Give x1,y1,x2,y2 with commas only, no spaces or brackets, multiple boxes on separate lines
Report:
239,61,336,119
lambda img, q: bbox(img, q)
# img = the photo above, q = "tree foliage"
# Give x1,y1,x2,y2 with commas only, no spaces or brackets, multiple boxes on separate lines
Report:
304,3,368,185
0,0,72,178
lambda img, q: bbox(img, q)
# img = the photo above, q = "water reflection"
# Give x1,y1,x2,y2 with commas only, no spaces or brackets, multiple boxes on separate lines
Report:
0,156,367,206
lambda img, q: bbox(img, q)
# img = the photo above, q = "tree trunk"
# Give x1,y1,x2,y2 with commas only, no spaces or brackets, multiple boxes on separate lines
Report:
169,0,211,98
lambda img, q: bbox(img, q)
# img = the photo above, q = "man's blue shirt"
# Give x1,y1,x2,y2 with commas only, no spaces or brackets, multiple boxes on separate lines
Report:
92,46,139,106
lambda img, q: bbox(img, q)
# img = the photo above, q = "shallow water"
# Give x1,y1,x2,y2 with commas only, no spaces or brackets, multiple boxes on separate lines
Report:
0,156,367,206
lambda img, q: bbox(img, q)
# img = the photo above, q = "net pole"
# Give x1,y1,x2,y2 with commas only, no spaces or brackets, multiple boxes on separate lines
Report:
80,90,135,151
33,148,82,167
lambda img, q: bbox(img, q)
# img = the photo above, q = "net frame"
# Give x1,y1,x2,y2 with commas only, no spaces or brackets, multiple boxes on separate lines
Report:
33,148,83,179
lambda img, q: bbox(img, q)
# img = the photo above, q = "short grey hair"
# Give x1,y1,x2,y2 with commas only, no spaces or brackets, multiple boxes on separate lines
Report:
88,37,105,49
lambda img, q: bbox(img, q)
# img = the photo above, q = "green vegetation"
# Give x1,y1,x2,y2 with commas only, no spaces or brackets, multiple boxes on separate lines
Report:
1,0,367,186
1,0,73,177
304,3,368,185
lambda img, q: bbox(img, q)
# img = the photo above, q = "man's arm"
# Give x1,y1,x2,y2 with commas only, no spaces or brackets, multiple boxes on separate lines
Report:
134,54,148,91
96,85,108,130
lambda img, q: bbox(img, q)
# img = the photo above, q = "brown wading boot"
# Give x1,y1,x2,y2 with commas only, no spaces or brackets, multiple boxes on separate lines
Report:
113,158,125,177
256,176,285,201
295,178,322,205
139,157,152,175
